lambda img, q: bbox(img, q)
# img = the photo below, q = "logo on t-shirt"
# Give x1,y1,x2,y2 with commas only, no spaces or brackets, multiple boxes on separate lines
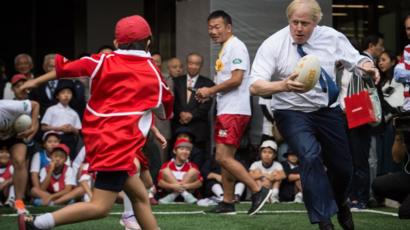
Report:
218,129,228,137
23,101,29,112
232,58,242,64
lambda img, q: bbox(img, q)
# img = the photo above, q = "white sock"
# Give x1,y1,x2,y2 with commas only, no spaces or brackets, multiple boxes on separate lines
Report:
147,186,155,198
234,182,245,196
123,194,134,215
181,190,190,197
272,188,279,196
211,184,224,197
34,213,55,229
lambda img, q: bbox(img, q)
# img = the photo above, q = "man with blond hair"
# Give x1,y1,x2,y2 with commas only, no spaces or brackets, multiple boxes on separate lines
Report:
249,0,380,229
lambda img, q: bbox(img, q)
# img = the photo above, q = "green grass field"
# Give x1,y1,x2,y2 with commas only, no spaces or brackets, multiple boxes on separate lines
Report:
1,203,410,230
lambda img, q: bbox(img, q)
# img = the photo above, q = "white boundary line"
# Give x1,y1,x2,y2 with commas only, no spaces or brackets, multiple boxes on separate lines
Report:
0,209,397,217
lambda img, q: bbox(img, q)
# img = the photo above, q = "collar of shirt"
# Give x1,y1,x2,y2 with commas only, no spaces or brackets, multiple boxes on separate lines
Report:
114,49,151,58
187,74,199,86
57,102,71,110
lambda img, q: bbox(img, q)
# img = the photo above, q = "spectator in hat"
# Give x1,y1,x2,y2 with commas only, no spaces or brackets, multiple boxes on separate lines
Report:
41,81,81,160
249,140,285,203
19,14,170,229
158,138,203,204
280,148,303,203
31,144,76,206
10,74,29,100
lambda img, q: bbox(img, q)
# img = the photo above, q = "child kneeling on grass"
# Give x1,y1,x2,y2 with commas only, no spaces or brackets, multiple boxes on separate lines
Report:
157,138,203,204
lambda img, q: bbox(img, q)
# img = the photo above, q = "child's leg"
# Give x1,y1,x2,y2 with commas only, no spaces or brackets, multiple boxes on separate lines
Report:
160,168,179,184
181,168,200,185
53,186,86,205
295,178,302,193
30,187,51,205
123,174,158,230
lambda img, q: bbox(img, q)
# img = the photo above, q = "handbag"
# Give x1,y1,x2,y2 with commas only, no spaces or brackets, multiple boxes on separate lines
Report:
344,75,382,129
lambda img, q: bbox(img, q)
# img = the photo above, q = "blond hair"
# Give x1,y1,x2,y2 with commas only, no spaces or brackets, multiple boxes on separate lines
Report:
286,0,323,23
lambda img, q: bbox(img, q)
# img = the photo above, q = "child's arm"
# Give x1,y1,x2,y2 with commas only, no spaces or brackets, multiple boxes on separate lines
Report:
207,172,222,183
249,169,264,180
158,179,184,193
0,178,12,191
31,172,41,188
40,163,55,191
48,185,73,201
182,180,202,190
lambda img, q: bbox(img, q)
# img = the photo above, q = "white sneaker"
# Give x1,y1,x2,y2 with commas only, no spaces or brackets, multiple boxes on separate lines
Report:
269,194,279,203
182,192,198,204
294,192,303,204
159,193,177,204
119,214,141,230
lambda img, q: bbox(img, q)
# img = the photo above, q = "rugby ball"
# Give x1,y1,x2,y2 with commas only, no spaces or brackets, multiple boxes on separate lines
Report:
294,54,321,91
14,114,32,133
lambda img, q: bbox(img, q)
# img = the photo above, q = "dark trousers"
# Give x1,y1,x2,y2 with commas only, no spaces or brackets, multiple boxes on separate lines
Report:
275,107,352,223
348,125,371,203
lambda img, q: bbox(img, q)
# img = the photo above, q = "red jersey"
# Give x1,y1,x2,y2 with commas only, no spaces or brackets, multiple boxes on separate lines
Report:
0,162,13,183
157,159,202,182
55,50,174,175
46,165,68,193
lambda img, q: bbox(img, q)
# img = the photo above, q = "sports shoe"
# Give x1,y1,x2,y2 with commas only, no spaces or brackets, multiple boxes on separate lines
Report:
248,187,272,216
22,215,40,230
119,214,141,230
206,201,236,215
149,197,159,205
181,192,198,204
294,192,303,204
197,196,222,207
15,200,29,215
337,203,354,230
158,193,177,204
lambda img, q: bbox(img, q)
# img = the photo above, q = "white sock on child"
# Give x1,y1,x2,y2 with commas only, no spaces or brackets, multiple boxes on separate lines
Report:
34,213,55,229
272,188,279,197
211,184,224,197
234,182,245,196
123,194,133,215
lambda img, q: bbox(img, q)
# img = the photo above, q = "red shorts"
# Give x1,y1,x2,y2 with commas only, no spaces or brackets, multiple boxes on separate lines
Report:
214,114,251,148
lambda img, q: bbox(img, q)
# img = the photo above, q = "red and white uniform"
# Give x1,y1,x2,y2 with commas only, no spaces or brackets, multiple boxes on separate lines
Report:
157,158,202,182
55,50,174,175
0,162,13,184
40,165,76,193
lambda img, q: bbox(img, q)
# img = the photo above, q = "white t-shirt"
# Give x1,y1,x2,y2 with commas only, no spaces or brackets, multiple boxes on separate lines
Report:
41,103,82,129
249,160,283,174
0,99,32,140
215,36,251,115
30,151,71,173
39,166,76,188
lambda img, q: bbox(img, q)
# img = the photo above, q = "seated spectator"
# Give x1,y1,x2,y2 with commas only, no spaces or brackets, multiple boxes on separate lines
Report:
249,140,285,203
41,81,82,160
158,138,202,204
197,156,245,206
30,131,67,200
0,145,14,206
279,149,303,203
31,144,76,206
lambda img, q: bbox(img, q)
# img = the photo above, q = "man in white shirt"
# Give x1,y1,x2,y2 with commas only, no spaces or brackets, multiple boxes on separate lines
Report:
0,99,39,214
249,1,379,229
196,10,271,216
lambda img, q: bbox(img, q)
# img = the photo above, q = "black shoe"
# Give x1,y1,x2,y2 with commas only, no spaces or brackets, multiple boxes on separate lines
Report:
319,221,335,230
337,203,354,230
206,201,236,215
23,215,41,230
248,187,272,216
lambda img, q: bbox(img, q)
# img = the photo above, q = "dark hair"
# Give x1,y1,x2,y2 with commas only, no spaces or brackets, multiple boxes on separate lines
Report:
361,33,384,51
117,37,151,51
97,45,115,53
379,50,397,84
207,10,232,25
151,51,161,56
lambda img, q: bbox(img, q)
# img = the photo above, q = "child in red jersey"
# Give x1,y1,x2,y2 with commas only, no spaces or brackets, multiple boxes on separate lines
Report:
0,145,14,207
20,15,173,230
157,138,203,204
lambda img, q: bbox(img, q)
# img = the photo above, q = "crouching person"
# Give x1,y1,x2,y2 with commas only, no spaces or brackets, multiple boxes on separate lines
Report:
158,138,202,204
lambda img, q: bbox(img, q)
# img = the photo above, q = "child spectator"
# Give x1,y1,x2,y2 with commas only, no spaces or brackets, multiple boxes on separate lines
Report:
11,74,29,100
30,131,69,202
249,140,285,203
158,138,202,204
0,145,14,206
279,149,303,203
41,81,82,160
197,156,245,206
31,144,76,206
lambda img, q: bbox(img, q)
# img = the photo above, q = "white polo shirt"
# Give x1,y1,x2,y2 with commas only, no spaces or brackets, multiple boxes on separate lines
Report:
250,25,370,112
41,103,82,129
215,36,251,116
249,160,283,174
0,99,32,140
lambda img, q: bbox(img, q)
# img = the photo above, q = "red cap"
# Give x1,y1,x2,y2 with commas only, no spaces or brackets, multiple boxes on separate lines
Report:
10,74,28,85
173,138,193,150
115,15,152,45
53,144,70,155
